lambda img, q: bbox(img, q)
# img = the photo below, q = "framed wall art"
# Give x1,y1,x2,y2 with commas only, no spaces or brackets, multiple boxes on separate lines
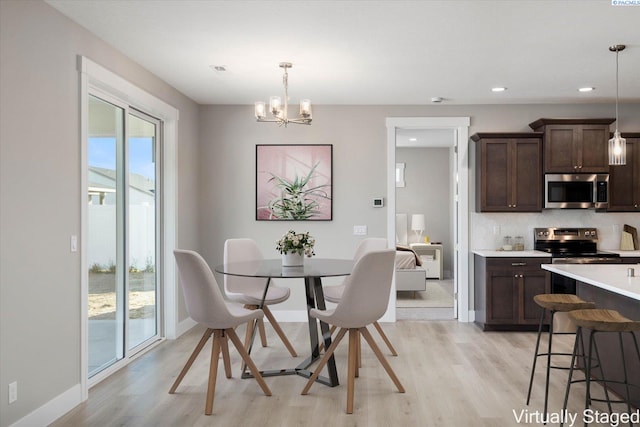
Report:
256,144,333,221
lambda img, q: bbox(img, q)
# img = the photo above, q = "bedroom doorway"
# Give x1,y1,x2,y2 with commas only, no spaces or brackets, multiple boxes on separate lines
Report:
395,138,456,320
385,117,470,323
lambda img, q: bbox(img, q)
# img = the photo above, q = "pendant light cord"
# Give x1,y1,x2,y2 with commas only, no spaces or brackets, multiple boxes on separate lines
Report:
615,48,619,132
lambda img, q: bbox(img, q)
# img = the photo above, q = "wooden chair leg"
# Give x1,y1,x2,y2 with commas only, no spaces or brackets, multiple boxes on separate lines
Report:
169,328,213,394
226,328,272,397
205,330,223,415
355,329,361,376
262,305,297,357
241,319,255,373
243,305,267,347
301,328,348,395
220,334,232,378
360,327,405,393
257,318,268,347
373,321,398,356
347,329,358,414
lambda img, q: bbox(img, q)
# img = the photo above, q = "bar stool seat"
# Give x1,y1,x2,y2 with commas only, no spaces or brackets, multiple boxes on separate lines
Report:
561,309,640,427
569,309,640,332
527,294,596,417
533,294,596,312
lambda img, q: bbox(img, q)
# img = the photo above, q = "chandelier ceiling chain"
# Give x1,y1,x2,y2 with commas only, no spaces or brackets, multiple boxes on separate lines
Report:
254,62,312,127
608,44,626,166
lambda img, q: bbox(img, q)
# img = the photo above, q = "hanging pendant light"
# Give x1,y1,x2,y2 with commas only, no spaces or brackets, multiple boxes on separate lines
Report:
608,44,626,166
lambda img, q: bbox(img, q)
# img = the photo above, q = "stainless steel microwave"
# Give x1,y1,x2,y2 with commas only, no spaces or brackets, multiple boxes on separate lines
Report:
544,174,609,209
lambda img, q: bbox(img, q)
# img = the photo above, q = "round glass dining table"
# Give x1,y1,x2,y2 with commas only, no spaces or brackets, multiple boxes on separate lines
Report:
215,258,354,387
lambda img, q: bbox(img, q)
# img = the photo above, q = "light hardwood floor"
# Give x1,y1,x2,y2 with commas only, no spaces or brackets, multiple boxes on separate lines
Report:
52,321,621,426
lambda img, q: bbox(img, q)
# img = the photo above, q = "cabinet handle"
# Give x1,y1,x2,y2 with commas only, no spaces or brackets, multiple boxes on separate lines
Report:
511,262,527,266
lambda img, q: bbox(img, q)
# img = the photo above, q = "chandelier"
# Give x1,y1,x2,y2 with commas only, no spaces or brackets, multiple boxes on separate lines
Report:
608,44,626,166
254,62,312,127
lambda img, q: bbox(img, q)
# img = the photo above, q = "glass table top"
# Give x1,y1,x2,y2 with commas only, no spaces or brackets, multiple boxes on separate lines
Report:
215,258,354,279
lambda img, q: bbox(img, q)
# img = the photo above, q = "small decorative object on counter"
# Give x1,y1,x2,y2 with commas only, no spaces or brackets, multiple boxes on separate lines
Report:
514,236,524,251
502,236,513,251
276,230,315,266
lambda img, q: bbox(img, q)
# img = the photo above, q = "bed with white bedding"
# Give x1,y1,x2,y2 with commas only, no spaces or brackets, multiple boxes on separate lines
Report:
395,213,426,292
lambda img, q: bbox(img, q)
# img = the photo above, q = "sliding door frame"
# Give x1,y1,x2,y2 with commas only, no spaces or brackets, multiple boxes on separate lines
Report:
79,56,178,399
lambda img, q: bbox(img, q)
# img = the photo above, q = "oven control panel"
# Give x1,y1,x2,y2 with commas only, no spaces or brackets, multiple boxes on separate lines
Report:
534,227,598,241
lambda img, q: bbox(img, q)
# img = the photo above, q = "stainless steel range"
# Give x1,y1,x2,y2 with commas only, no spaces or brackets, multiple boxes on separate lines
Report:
534,227,621,293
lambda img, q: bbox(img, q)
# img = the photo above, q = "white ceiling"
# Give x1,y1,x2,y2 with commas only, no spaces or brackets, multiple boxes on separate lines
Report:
46,0,640,106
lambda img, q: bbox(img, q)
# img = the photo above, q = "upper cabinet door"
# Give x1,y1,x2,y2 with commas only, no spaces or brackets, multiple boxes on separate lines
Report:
609,136,640,211
529,118,615,174
473,133,543,213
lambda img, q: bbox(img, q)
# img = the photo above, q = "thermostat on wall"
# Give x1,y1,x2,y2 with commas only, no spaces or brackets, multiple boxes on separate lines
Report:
373,198,384,207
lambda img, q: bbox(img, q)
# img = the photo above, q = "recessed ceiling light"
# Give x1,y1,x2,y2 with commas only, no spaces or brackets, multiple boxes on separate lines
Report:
431,97,443,103
409,138,417,142
578,87,595,92
211,65,227,72
491,87,507,92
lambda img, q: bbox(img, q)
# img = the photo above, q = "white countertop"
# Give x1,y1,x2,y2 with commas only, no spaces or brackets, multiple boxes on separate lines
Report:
472,250,551,258
542,264,640,301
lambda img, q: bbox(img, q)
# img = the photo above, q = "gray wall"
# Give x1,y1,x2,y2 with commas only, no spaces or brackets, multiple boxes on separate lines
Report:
0,1,200,425
396,147,454,276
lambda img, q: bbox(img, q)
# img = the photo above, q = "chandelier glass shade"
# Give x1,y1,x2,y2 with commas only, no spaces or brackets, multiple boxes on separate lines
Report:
608,45,626,166
254,62,312,127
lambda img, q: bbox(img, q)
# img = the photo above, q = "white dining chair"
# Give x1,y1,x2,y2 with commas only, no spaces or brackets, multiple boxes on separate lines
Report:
301,249,404,414
322,237,398,356
171,249,271,415
224,238,297,357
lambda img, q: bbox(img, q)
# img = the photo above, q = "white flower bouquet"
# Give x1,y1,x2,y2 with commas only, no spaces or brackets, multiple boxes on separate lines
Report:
276,230,315,257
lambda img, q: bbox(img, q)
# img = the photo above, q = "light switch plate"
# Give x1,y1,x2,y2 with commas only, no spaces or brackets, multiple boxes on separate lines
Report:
353,225,368,236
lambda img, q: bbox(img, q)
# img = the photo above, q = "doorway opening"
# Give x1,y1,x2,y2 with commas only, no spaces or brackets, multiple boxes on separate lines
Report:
395,132,455,320
385,117,470,323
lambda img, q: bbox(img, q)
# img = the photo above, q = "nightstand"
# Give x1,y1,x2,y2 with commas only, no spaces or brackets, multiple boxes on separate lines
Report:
409,243,443,279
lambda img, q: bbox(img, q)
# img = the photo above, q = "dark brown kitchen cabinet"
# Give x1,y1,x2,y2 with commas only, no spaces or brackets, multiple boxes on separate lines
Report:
529,118,615,173
474,255,551,331
472,133,543,212
609,134,640,211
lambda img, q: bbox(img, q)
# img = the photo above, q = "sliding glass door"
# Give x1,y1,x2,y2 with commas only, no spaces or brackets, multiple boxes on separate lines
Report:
87,94,161,378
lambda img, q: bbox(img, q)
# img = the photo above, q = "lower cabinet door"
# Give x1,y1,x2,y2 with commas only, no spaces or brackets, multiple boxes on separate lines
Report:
487,271,518,324
520,272,548,324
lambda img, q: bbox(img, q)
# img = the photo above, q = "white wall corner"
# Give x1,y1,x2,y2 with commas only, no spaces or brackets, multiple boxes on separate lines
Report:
175,317,198,338
9,384,82,427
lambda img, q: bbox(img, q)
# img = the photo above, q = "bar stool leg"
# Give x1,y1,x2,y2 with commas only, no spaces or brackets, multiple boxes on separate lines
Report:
584,330,596,427
526,307,547,405
561,326,582,427
543,310,556,418
590,333,613,414
618,332,633,418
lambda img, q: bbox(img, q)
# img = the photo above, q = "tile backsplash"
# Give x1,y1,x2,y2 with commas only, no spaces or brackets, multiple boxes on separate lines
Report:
471,211,640,251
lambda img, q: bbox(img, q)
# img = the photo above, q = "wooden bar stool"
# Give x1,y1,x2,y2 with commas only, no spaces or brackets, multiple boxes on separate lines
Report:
561,309,640,427
526,294,596,418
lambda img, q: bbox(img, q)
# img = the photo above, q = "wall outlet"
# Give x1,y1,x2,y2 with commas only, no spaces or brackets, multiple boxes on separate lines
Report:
613,224,620,235
9,381,17,404
353,225,368,236
493,226,500,235
71,235,78,252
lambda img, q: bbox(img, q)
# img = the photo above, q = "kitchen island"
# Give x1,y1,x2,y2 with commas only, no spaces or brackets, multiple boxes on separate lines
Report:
541,263,640,409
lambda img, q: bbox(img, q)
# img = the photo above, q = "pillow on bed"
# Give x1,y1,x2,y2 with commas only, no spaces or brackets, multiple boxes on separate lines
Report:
395,245,422,266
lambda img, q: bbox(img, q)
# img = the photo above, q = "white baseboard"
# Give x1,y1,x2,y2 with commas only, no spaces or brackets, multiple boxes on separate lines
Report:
266,310,309,323
10,384,82,427
175,317,197,338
